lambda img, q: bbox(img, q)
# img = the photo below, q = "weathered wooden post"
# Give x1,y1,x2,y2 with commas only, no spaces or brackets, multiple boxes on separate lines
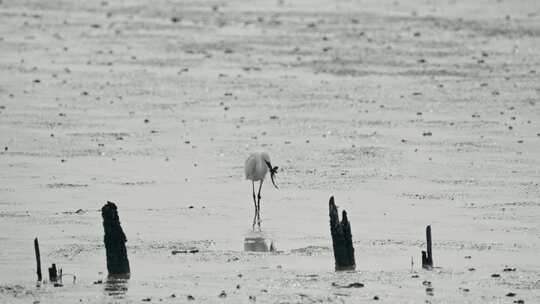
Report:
34,238,42,282
102,201,130,275
329,196,355,271
48,263,58,282
421,225,433,269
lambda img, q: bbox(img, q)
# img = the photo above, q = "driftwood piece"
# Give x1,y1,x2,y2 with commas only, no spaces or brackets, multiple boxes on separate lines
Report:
34,238,42,282
329,196,355,271
102,201,130,275
421,225,433,269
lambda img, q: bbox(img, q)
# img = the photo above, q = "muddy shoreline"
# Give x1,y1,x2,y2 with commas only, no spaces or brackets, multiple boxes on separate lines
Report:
1,0,539,303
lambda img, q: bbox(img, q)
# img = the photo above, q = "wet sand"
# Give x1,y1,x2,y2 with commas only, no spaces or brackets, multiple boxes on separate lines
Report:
1,0,540,303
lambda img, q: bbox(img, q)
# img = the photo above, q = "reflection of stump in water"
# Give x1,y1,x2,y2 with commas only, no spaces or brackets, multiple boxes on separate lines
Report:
104,274,130,298
244,232,275,252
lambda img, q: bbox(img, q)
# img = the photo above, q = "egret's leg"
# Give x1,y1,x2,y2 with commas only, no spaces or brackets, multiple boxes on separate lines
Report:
257,180,263,228
252,181,257,230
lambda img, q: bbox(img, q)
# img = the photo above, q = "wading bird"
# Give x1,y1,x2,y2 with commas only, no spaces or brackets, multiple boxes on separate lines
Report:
244,152,278,229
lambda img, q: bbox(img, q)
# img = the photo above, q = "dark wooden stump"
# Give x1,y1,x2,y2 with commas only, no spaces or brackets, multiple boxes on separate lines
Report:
102,201,130,275
421,225,433,269
329,196,355,271
34,238,42,282
48,263,58,282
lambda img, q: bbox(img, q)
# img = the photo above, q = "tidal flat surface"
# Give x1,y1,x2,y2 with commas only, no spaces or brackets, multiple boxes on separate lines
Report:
1,0,539,303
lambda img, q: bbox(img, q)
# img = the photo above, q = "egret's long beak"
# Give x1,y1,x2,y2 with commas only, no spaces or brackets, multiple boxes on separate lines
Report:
265,161,279,189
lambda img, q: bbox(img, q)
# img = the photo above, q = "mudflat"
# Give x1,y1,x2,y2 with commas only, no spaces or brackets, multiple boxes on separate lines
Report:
1,0,539,303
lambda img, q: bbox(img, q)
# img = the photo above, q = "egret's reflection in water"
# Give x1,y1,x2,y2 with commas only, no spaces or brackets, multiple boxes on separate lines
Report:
244,231,275,252
104,274,130,298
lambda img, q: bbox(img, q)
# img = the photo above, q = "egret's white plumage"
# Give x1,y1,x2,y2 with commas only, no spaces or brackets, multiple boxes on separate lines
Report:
244,152,278,229
245,152,270,181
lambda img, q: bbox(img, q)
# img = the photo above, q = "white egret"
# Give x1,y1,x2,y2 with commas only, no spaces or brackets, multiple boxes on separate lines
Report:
244,152,278,229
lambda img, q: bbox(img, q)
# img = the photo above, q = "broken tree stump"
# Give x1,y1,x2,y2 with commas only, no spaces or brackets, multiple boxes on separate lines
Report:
102,201,130,275
48,264,63,287
48,263,58,282
329,196,355,271
34,238,42,282
421,225,433,269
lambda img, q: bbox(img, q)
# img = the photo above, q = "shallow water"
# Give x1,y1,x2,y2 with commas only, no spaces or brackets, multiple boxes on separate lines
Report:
1,0,540,303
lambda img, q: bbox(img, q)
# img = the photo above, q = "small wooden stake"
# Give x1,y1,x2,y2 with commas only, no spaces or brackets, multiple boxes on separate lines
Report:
34,238,42,282
329,196,355,271
422,225,433,269
426,225,433,266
